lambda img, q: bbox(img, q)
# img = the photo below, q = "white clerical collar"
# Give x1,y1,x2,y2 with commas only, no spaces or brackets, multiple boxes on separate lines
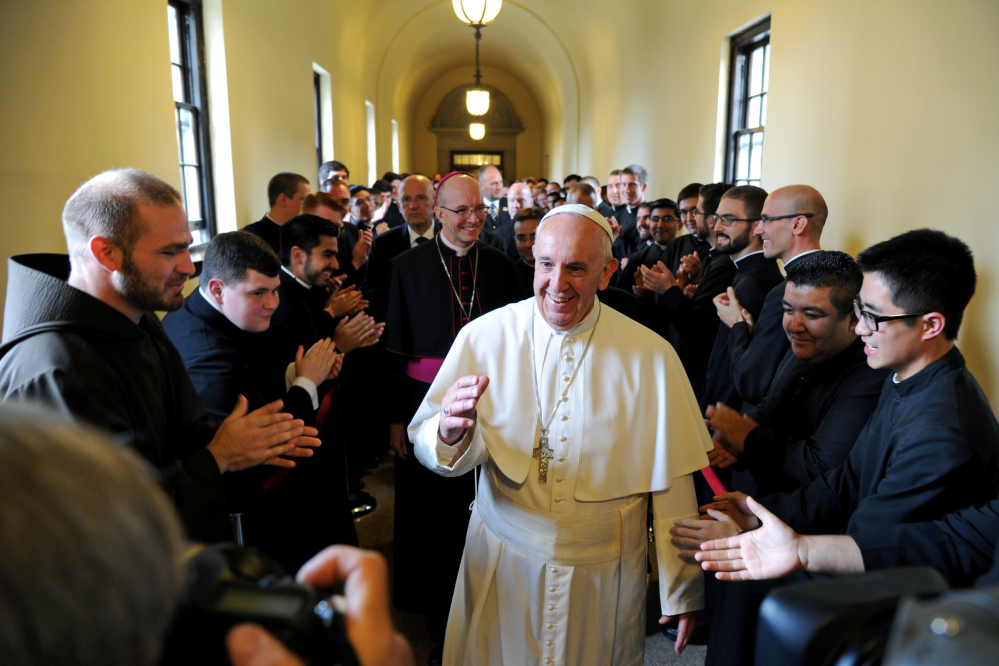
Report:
534,297,601,337
439,231,472,256
408,224,435,247
281,265,312,289
733,249,764,266
783,248,821,267
265,213,277,224
199,286,224,313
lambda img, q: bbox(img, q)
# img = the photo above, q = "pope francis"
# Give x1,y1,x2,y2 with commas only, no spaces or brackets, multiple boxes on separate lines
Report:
410,204,713,665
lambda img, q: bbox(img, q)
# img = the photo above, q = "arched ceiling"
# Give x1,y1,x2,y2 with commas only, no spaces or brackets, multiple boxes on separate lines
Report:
360,0,583,172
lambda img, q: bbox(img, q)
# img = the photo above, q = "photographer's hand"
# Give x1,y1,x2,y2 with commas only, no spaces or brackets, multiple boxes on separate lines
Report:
226,545,413,666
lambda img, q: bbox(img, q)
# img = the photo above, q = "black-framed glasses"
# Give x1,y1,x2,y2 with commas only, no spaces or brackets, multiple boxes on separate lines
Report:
853,299,928,332
649,215,679,224
438,204,487,219
710,214,758,227
679,209,698,218
759,212,814,225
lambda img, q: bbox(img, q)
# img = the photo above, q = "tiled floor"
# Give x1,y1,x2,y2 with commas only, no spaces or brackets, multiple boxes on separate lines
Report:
353,454,707,665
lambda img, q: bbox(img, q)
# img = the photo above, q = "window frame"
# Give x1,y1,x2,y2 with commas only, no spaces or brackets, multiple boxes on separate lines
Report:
169,0,216,246
724,18,771,187
314,71,323,174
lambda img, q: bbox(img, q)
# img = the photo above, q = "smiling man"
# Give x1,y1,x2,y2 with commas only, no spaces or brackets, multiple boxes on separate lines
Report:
408,203,714,664
0,169,321,544
382,172,521,660
162,231,352,570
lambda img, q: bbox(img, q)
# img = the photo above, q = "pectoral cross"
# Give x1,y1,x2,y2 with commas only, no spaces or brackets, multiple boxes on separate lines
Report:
532,432,554,484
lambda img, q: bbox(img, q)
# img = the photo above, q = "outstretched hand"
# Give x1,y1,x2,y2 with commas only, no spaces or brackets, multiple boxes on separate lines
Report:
439,375,489,445
695,496,805,581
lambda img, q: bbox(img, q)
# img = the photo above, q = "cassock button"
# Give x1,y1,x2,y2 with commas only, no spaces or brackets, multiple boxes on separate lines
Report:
546,640,554,647
560,436,567,442
556,477,564,482
549,586,557,593
546,659,554,664
548,605,556,611
565,356,573,362
551,568,559,574
563,376,570,382
558,456,567,462
561,415,568,421
547,623,555,630
562,396,568,402
554,497,564,503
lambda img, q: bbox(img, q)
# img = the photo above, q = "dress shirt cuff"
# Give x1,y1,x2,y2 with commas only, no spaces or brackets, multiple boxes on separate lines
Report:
285,362,319,410
652,473,705,616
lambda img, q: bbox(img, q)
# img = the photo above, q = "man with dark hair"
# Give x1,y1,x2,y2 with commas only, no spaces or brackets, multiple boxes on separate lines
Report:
618,198,678,309
301,191,348,226
378,171,406,229
244,173,311,253
384,172,521,659
318,160,349,189
662,182,708,273
582,175,613,218
511,206,543,298
616,164,649,254
698,228,998,551
606,169,623,209
698,186,783,412
639,183,735,392
0,169,318,543
719,185,826,410
361,174,441,311
163,231,353,570
563,173,581,189
335,186,376,287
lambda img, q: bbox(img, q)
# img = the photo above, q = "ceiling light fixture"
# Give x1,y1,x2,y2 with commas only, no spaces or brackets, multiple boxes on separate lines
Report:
453,0,502,116
469,123,485,140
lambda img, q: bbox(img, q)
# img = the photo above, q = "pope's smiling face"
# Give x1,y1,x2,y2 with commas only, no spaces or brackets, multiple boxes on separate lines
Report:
533,214,618,331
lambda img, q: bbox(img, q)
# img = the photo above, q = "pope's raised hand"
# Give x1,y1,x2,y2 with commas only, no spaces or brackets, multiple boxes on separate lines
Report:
439,375,489,445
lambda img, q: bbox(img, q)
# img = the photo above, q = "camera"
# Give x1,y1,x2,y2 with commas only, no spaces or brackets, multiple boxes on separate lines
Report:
160,544,359,666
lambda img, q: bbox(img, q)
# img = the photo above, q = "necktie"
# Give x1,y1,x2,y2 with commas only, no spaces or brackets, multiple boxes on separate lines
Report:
415,236,429,246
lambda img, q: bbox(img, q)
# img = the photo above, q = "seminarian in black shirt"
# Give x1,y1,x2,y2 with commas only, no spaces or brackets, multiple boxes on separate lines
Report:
243,172,311,254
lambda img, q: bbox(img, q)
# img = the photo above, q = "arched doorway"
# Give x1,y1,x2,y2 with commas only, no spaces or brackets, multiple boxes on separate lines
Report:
430,84,523,181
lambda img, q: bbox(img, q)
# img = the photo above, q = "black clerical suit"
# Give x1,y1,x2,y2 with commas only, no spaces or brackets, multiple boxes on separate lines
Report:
483,197,510,233
0,254,230,543
163,288,357,571
615,241,673,340
853,500,999,588
337,220,374,288
698,251,783,412
727,280,790,409
243,214,282,253
615,202,640,255
655,250,736,395
381,200,406,229
514,258,534,298
760,347,999,534
385,237,521,644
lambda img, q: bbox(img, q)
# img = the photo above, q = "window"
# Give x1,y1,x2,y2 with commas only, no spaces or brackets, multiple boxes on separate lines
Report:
391,119,400,174
725,19,770,187
314,72,323,173
168,0,215,246
365,101,377,187
451,152,503,175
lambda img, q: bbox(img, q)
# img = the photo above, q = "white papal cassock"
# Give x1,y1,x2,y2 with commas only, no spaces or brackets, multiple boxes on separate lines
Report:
410,297,713,666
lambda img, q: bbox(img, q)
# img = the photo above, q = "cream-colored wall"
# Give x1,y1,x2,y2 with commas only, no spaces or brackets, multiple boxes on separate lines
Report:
411,66,543,180
2,0,997,406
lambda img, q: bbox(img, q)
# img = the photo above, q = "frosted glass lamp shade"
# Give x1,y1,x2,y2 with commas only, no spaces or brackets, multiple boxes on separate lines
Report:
469,123,485,140
453,0,502,25
466,89,490,116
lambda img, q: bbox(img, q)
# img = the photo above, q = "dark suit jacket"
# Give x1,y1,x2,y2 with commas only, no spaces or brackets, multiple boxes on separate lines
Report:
381,201,406,229
729,280,791,408
699,252,784,411
656,251,736,393
740,339,890,496
484,197,510,233
336,220,375,288
760,347,999,536
361,221,441,315
243,215,281,254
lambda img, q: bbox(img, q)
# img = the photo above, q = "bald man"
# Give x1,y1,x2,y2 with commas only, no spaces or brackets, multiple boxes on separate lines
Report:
409,204,712,663
720,185,827,407
384,172,521,658
495,182,534,261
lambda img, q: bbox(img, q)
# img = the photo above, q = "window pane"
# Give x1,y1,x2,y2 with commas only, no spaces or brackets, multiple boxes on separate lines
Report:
183,165,202,222
178,107,198,165
172,65,185,103
761,94,768,126
749,132,764,180
167,5,181,65
763,44,771,93
736,133,750,180
749,46,765,96
747,96,761,128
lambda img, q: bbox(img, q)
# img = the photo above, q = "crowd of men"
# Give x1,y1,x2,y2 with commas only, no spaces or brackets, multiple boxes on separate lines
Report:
0,158,996,666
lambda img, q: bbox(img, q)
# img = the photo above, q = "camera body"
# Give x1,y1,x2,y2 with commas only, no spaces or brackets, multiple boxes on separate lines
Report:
160,544,358,666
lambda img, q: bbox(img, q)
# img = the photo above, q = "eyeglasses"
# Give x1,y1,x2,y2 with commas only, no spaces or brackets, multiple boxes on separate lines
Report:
853,299,928,332
679,209,698,218
438,204,488,219
759,213,815,226
710,214,758,227
649,215,679,224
